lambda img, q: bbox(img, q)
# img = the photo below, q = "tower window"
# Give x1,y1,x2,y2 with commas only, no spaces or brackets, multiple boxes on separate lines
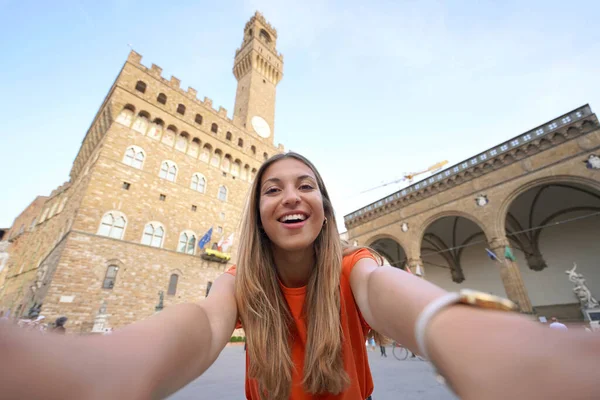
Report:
135,81,147,93
177,104,186,115
226,131,232,141
251,145,256,155
159,194,166,201
191,205,197,212
263,152,269,160
211,123,218,133
122,182,131,190
238,138,243,147
195,114,203,125
157,93,167,104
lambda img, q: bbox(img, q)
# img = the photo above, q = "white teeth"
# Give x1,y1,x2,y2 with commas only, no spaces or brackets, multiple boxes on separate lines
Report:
280,214,307,222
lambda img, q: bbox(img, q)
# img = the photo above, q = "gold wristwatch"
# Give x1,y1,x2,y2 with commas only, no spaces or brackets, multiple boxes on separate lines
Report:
457,289,519,312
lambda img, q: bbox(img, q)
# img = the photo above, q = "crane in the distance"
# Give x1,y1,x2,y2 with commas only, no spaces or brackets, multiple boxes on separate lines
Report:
361,160,449,194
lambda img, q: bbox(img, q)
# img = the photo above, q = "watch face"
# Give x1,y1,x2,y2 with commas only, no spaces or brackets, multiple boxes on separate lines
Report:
251,116,271,138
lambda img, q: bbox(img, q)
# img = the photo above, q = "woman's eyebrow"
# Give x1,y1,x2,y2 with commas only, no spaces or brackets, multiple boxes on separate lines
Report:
297,175,317,182
261,175,316,189
261,177,281,190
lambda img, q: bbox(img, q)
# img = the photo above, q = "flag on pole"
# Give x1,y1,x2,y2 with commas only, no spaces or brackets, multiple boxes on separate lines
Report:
217,235,225,251
485,248,500,262
504,246,516,261
221,233,235,252
198,227,213,250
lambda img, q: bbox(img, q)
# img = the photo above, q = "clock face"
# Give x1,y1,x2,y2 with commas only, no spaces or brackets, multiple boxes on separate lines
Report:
251,116,271,138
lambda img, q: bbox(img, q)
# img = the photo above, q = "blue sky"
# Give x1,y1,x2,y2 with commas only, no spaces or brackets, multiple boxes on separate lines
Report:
1,0,599,232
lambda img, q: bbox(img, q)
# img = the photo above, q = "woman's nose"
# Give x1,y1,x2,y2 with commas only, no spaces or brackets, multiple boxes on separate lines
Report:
281,189,300,206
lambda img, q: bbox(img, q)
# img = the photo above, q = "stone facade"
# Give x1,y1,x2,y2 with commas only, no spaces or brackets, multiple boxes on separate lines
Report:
0,12,284,332
345,105,600,320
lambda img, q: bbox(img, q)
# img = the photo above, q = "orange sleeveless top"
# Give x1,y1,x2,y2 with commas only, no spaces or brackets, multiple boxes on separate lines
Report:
226,249,374,399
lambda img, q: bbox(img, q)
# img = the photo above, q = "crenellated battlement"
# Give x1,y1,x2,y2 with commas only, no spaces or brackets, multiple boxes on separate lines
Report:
125,51,232,122
246,11,277,38
48,182,71,200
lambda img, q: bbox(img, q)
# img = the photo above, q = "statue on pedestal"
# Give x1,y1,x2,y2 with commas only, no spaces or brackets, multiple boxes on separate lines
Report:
565,263,599,309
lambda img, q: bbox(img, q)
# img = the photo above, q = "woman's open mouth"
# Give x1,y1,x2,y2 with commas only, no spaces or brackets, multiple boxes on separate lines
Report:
278,213,309,229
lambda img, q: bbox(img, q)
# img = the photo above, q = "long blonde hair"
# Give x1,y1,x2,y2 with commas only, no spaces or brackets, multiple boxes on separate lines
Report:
235,152,349,399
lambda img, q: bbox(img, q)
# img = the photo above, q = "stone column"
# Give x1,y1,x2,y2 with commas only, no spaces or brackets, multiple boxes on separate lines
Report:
489,237,533,314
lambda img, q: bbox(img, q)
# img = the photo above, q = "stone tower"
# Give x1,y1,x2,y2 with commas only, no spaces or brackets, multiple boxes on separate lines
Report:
233,12,284,144
0,12,285,330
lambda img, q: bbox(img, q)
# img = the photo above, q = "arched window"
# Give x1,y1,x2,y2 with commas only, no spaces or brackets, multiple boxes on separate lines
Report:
123,146,145,169
159,161,177,182
263,152,269,160
211,123,218,133
102,265,119,289
218,185,228,202
177,231,196,255
177,104,186,115
210,150,222,168
250,168,257,182
195,114,203,125
135,81,147,93
157,93,167,104
97,212,127,239
132,112,150,134
251,145,256,155
190,173,206,193
116,106,135,126
226,131,232,141
167,274,179,295
238,138,243,147
142,222,165,248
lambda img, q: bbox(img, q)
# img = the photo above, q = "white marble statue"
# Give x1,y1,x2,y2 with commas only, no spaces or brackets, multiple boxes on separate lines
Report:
565,263,599,309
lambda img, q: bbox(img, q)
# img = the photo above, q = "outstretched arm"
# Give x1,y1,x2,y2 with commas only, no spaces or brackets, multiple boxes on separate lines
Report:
0,273,237,400
350,259,600,400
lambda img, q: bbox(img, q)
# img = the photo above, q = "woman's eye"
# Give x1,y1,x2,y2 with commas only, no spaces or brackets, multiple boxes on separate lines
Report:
300,184,314,190
264,187,280,194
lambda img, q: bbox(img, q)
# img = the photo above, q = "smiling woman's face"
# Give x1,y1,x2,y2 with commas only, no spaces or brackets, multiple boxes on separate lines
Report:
259,158,325,253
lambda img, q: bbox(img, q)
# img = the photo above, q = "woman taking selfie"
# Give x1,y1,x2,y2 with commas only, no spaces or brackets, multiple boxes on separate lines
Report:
1,152,598,400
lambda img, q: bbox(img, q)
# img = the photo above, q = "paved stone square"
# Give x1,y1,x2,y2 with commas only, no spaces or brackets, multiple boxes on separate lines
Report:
169,345,456,399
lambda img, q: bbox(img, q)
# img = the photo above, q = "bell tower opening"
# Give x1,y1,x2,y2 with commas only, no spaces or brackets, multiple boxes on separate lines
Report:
233,12,283,143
